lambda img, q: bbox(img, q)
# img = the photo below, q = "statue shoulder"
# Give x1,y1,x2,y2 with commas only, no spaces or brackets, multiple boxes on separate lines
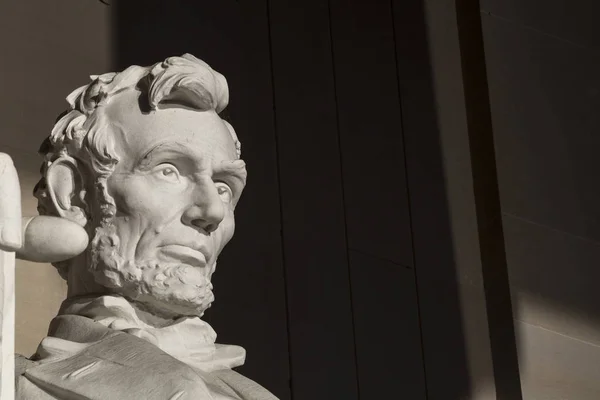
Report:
17,333,233,400
16,354,57,400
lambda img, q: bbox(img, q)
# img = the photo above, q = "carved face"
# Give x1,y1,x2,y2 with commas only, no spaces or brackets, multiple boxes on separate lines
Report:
89,90,247,318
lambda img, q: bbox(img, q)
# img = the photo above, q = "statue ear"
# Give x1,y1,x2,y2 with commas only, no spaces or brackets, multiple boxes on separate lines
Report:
45,156,88,227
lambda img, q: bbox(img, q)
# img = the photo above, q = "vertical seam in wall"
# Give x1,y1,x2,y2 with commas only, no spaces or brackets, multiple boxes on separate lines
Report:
455,1,523,397
265,1,295,398
326,1,361,398
389,0,429,398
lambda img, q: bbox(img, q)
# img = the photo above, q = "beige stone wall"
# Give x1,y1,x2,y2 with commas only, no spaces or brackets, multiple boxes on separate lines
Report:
0,0,112,356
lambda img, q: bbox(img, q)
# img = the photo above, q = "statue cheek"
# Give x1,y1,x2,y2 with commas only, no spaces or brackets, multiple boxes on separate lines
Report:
116,189,172,221
109,175,156,212
217,214,236,252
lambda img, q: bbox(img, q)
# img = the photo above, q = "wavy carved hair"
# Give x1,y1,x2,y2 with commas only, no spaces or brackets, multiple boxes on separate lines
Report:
35,53,241,220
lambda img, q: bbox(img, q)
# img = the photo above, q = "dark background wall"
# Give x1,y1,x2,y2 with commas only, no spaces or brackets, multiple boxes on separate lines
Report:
111,1,431,398
481,0,600,398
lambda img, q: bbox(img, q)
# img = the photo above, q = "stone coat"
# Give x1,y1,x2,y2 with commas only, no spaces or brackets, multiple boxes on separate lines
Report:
16,314,278,400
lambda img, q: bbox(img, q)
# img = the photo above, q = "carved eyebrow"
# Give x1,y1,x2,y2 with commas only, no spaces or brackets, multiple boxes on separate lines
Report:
214,160,247,187
137,142,193,170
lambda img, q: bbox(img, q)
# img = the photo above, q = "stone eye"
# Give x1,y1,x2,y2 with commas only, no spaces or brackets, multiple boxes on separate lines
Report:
154,164,180,181
216,182,232,203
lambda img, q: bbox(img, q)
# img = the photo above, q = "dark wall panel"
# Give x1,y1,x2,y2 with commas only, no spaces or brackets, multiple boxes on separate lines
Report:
327,0,424,397
268,1,359,399
113,1,291,398
392,0,471,398
349,250,425,398
329,0,413,267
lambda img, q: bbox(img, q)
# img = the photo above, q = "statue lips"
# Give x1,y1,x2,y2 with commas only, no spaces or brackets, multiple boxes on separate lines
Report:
158,244,208,268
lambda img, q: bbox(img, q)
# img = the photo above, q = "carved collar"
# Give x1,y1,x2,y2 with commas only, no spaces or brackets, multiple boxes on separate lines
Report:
39,294,246,373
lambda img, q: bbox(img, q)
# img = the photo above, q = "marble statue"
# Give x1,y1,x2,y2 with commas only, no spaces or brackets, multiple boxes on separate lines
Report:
6,54,278,399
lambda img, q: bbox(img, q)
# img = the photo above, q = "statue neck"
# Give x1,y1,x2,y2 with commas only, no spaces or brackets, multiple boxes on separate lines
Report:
46,294,247,372
64,252,106,299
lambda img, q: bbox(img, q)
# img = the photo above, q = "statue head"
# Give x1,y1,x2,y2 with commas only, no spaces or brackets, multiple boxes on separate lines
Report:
34,54,247,318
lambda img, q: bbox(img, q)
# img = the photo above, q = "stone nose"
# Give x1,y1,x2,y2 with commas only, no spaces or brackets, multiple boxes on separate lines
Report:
181,180,225,234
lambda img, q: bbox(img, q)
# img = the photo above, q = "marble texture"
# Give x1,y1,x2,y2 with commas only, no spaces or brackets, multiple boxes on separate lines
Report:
9,54,276,399
1,250,14,400
0,153,21,400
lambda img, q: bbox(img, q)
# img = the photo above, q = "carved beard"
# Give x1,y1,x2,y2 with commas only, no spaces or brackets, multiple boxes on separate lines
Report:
89,221,215,319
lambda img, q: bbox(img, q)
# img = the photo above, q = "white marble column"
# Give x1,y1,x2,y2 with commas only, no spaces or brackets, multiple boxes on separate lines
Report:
1,249,15,400
0,153,21,400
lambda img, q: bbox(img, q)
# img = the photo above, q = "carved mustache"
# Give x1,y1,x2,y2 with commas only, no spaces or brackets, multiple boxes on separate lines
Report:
157,242,211,267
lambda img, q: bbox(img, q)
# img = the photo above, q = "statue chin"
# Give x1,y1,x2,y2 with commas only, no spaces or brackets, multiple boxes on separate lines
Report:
112,274,215,319
124,287,215,320
90,225,215,320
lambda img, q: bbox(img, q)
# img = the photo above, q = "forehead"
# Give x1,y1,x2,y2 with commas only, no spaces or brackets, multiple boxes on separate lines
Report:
103,90,237,163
